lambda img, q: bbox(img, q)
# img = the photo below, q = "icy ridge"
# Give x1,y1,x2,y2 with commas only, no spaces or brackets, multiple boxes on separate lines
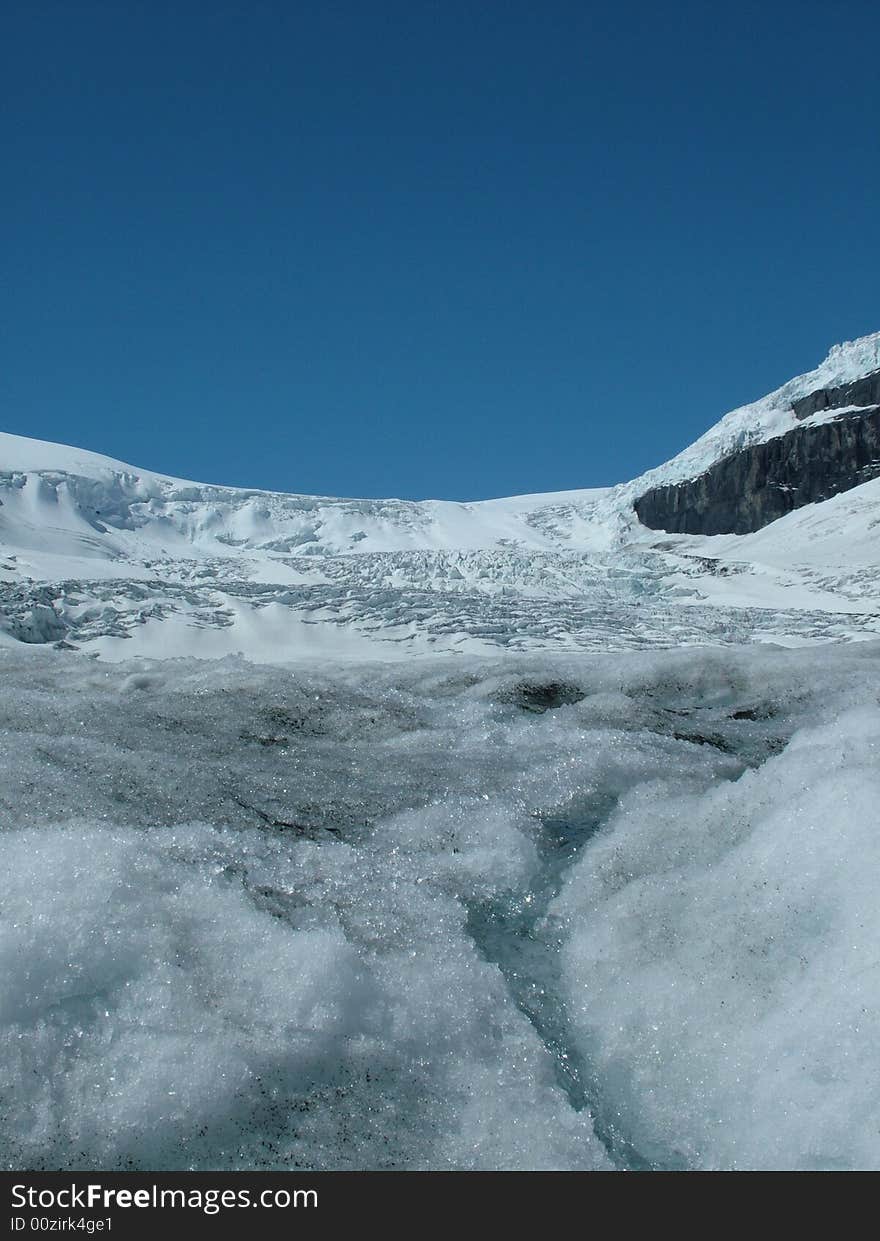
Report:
627,329,880,494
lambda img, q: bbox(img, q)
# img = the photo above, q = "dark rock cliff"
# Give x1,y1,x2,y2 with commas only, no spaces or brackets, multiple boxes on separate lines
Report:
790,369,880,420
634,369,880,535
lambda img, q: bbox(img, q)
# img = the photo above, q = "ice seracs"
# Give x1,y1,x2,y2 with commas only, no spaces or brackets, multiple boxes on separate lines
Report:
2,329,880,658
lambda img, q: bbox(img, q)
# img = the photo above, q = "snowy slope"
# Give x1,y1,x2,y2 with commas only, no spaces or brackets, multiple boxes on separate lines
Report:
2,330,880,658
625,328,880,492
0,428,617,567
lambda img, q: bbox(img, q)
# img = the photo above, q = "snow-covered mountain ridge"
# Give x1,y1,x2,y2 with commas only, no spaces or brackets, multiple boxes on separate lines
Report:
631,328,880,490
3,330,880,658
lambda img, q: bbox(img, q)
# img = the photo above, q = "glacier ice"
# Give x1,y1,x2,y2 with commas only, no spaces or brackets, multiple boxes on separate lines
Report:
1,640,879,1170
5,335,880,663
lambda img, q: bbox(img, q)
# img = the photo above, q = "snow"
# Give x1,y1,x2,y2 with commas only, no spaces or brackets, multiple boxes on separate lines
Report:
4,332,880,662
797,402,879,429
625,328,880,492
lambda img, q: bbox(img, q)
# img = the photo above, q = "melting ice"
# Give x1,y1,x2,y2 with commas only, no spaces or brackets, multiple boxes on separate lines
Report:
2,640,879,1170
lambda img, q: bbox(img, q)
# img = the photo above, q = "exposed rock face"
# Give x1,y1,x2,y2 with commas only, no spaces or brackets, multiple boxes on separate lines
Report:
790,369,880,420
634,370,880,535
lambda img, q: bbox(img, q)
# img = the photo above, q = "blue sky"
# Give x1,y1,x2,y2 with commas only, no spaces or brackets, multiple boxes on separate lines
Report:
2,1,878,499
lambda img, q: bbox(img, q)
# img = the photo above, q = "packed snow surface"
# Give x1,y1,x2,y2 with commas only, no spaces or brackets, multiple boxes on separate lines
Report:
2,641,879,1170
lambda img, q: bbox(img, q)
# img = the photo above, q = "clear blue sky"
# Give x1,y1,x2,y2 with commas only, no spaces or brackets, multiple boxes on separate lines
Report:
2,2,878,500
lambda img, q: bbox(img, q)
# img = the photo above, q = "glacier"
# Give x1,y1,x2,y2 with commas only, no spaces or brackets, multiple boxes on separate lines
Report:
3,333,880,661
2,331,880,1171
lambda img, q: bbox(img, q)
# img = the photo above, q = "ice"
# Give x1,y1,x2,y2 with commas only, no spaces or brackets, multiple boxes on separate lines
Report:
2,640,879,1169
5,331,880,663
0,820,604,1171
552,699,880,1170
4,320,880,1172
628,328,880,491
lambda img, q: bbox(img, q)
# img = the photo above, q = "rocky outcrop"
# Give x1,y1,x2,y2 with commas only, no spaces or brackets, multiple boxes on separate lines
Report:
634,372,880,535
790,368,880,420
